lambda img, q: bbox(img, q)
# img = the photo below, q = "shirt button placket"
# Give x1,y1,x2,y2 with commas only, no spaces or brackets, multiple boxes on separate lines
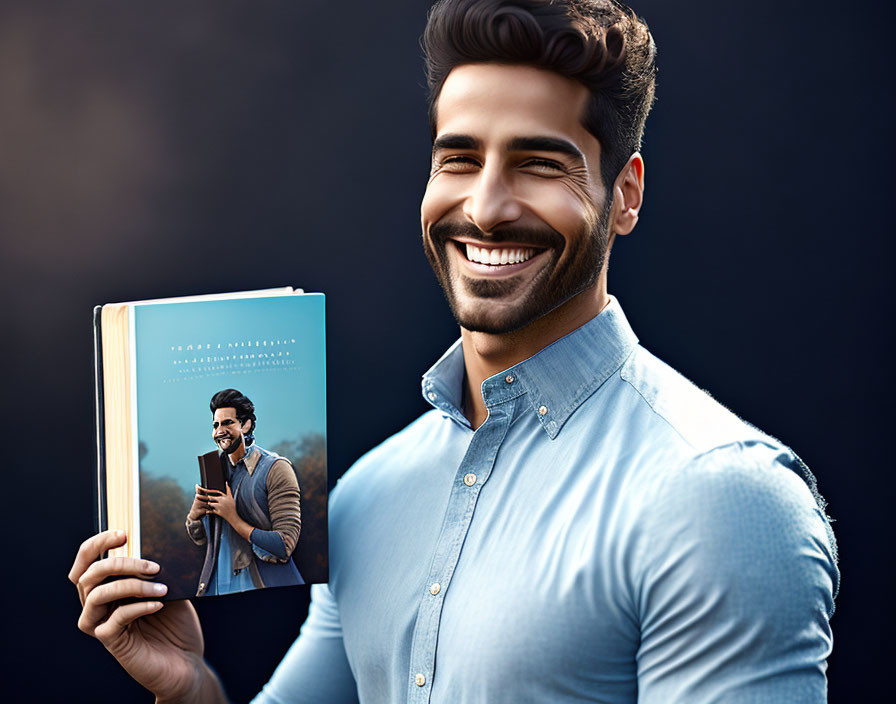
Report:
405,395,515,703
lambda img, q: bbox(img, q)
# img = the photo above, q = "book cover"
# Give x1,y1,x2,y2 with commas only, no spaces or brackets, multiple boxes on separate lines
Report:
96,291,327,600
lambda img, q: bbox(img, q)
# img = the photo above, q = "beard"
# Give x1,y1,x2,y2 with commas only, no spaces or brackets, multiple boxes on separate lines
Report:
423,204,611,335
216,433,244,455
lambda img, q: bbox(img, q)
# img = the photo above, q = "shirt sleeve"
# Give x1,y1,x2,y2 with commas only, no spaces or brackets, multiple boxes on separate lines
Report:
250,459,301,560
186,516,207,546
250,582,360,704
634,441,838,703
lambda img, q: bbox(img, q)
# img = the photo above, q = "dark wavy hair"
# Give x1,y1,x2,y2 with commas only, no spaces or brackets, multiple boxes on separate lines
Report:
210,388,256,443
422,0,657,189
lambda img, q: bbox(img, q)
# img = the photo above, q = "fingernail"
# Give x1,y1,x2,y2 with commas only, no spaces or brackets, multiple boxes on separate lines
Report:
152,583,168,595
115,530,126,539
144,561,160,573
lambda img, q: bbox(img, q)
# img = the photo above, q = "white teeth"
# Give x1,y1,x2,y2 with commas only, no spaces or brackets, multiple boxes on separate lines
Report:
463,245,537,265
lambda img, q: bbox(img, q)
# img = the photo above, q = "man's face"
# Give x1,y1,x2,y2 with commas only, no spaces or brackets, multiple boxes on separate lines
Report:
421,63,610,335
212,407,247,455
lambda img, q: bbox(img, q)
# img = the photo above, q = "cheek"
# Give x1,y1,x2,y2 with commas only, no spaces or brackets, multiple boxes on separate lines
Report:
421,175,464,230
518,181,596,241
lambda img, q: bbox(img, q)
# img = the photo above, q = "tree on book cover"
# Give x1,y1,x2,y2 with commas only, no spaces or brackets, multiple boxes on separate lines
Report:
95,290,328,601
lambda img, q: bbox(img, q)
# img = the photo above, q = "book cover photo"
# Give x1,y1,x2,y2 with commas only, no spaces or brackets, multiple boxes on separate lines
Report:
95,289,327,601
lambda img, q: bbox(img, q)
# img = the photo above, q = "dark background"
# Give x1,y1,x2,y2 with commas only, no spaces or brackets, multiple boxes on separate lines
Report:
2,1,892,701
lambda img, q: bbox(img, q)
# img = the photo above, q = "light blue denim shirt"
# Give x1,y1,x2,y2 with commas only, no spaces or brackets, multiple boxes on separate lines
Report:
254,297,838,704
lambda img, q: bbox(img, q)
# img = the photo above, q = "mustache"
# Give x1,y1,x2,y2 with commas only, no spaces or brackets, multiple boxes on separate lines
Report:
428,221,565,250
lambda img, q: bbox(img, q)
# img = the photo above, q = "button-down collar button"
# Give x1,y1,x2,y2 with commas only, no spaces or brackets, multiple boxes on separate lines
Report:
463,473,477,486
538,405,548,416
505,374,514,384
427,392,437,401
429,582,441,596
415,673,426,687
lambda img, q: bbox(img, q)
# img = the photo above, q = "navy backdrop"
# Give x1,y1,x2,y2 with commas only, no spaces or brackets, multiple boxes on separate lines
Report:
2,1,892,701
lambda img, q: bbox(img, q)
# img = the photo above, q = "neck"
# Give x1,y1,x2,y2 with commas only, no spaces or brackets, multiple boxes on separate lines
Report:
228,439,248,464
461,284,609,429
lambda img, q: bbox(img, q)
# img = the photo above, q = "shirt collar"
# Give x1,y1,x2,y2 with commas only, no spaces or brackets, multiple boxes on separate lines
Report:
243,445,260,474
227,443,260,474
421,296,639,438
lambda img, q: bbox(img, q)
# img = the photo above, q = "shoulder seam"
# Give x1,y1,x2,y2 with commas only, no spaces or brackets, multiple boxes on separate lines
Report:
618,371,699,452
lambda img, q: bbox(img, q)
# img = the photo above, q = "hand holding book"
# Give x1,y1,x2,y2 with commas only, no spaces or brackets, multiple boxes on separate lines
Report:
205,484,256,543
68,530,227,703
77,286,328,697
187,485,209,522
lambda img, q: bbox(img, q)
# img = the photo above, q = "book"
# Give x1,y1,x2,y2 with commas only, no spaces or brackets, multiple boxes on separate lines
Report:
198,451,227,494
94,288,328,600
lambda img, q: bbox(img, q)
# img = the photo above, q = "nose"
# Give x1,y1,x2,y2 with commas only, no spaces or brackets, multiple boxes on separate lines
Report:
462,163,523,234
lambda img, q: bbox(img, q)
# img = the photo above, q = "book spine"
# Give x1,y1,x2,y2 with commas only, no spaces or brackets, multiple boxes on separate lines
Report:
93,305,107,535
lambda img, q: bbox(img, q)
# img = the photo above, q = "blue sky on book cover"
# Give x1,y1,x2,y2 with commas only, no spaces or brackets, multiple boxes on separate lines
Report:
133,294,326,497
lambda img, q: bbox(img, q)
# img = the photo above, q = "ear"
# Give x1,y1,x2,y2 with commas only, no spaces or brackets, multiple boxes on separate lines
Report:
240,418,253,434
611,153,644,237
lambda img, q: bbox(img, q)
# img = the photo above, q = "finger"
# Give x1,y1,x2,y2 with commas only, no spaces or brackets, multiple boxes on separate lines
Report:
69,530,128,585
94,600,164,642
80,579,168,635
78,556,160,603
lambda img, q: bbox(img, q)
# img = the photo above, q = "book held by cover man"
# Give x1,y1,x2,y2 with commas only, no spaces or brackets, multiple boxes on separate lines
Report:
94,287,327,600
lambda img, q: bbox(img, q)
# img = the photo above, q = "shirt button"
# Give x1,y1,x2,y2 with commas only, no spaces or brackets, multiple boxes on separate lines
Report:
505,374,514,383
428,392,437,401
415,673,426,687
429,582,441,596
538,405,548,416
463,473,477,486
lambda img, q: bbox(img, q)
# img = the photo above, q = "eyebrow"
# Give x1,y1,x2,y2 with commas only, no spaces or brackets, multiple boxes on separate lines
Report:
432,134,585,164
507,136,585,163
432,134,481,152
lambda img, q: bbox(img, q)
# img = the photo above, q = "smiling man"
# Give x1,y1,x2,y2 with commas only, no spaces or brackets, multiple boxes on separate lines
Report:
71,2,838,702
185,388,304,596
423,66,614,339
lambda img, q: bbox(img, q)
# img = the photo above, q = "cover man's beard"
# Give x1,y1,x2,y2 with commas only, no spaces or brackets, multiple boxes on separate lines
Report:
423,208,610,335
217,433,244,455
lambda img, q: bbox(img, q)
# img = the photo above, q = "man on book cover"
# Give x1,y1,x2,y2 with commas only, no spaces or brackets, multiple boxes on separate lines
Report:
186,388,305,595
71,1,838,701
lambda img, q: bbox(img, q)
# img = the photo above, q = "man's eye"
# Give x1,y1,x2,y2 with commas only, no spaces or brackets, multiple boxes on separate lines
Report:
522,158,565,173
439,155,479,170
